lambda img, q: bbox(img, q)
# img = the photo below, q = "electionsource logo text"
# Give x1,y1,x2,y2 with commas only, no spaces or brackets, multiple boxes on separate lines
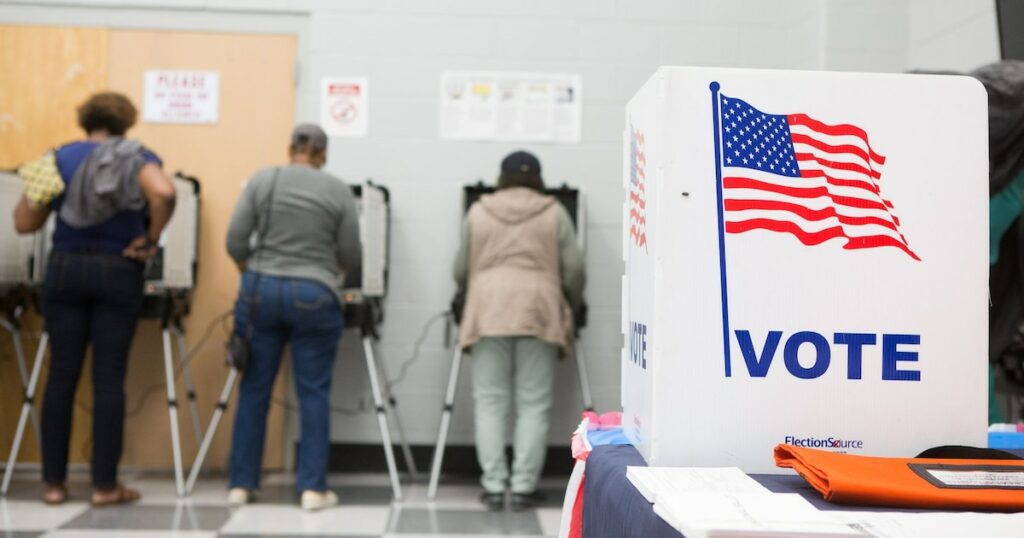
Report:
784,435,863,450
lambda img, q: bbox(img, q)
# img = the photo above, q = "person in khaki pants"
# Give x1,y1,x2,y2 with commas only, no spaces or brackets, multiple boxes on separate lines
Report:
453,151,585,511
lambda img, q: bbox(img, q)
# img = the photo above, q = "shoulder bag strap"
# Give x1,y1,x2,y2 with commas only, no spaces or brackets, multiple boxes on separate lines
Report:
245,167,280,339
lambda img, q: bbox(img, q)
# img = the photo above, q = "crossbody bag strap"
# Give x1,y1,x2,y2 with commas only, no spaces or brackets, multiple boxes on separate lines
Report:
255,167,281,261
245,167,280,339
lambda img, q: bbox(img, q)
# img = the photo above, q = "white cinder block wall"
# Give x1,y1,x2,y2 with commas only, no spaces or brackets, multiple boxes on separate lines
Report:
907,0,1000,72
0,0,1002,449
306,0,827,446
823,0,909,72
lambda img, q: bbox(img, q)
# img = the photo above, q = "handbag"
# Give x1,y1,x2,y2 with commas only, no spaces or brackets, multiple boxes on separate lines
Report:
225,168,280,373
450,287,466,325
17,149,64,209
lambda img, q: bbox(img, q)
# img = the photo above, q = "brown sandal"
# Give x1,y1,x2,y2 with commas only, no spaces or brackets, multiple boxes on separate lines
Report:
42,483,68,505
91,484,141,507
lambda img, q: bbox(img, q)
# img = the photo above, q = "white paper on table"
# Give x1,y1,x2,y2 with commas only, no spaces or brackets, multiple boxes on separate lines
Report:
832,511,1024,538
655,492,865,538
626,466,771,503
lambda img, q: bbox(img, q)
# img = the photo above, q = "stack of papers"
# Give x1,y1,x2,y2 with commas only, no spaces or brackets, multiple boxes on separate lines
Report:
627,466,862,538
832,511,1024,538
627,466,1024,537
654,492,863,538
626,466,771,501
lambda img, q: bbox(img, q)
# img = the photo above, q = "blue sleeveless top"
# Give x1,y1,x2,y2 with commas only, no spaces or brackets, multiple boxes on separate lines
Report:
50,141,161,253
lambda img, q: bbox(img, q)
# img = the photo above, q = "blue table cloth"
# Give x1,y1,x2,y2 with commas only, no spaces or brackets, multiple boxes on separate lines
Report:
580,443,1024,538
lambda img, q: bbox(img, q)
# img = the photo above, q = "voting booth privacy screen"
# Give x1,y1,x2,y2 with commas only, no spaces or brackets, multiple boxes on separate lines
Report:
463,183,582,229
344,182,389,297
1,171,50,287
145,174,199,292
0,172,37,285
622,67,989,473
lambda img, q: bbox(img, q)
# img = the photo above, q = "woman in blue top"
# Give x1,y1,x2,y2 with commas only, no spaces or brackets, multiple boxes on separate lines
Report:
13,92,177,506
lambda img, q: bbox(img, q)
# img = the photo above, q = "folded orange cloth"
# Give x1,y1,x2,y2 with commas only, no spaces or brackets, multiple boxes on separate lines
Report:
775,444,1024,511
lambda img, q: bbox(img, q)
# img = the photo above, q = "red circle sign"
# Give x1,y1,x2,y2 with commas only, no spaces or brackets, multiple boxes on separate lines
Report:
331,99,358,125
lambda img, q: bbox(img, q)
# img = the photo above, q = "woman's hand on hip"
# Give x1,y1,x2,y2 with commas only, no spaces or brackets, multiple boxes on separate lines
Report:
123,236,158,262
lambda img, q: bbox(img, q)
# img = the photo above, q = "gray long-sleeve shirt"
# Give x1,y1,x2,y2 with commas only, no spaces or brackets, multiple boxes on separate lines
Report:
226,164,361,303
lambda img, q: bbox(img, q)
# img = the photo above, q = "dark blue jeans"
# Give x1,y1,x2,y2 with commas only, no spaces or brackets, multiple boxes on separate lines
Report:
228,272,342,492
41,251,144,489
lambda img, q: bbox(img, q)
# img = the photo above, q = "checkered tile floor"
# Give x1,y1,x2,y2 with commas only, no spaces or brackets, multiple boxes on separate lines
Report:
0,471,566,537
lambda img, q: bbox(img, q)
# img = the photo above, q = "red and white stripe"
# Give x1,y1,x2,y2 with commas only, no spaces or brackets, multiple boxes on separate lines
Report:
723,113,919,261
629,183,647,248
630,132,648,250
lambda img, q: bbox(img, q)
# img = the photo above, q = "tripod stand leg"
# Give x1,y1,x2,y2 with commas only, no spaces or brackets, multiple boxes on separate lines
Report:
574,346,595,412
427,346,463,500
162,328,186,497
362,336,403,501
372,348,419,478
173,328,203,445
0,320,41,447
2,332,47,496
186,367,239,494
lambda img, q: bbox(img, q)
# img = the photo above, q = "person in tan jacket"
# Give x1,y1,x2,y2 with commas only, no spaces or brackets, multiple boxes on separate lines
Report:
453,150,585,511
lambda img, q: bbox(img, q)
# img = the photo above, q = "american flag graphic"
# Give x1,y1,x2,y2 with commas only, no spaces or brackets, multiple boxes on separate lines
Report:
629,127,648,250
717,93,920,261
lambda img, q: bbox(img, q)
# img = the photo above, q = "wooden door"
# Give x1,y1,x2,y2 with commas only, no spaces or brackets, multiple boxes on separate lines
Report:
0,24,111,465
0,24,296,472
0,25,110,167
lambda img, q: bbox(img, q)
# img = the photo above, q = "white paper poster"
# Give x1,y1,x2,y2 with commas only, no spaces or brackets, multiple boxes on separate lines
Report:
321,77,368,137
440,71,581,143
143,70,219,124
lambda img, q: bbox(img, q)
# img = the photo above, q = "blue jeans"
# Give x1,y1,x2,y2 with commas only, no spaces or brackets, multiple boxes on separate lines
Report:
40,251,144,489
228,272,343,492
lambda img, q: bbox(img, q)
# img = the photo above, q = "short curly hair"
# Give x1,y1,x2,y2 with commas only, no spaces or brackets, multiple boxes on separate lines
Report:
77,92,137,136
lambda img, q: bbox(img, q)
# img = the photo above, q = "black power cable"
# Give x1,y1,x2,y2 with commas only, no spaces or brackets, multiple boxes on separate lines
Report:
124,310,233,420
65,305,453,461
385,310,450,388
273,309,452,417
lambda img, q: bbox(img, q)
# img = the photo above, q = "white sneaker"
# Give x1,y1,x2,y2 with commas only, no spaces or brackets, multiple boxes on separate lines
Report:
301,489,339,511
226,488,252,506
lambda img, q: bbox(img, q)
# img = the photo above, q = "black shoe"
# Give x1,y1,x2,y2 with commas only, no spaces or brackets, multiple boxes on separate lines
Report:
480,491,505,511
510,490,547,511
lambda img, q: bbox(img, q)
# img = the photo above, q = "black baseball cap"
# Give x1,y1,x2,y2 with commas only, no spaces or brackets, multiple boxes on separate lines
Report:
501,150,541,175
290,123,328,152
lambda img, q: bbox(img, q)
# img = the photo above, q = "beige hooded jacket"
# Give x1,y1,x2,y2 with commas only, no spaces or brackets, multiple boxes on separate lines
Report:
454,187,585,356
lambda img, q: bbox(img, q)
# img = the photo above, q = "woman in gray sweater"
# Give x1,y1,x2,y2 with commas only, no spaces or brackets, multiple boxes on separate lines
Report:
224,124,360,511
